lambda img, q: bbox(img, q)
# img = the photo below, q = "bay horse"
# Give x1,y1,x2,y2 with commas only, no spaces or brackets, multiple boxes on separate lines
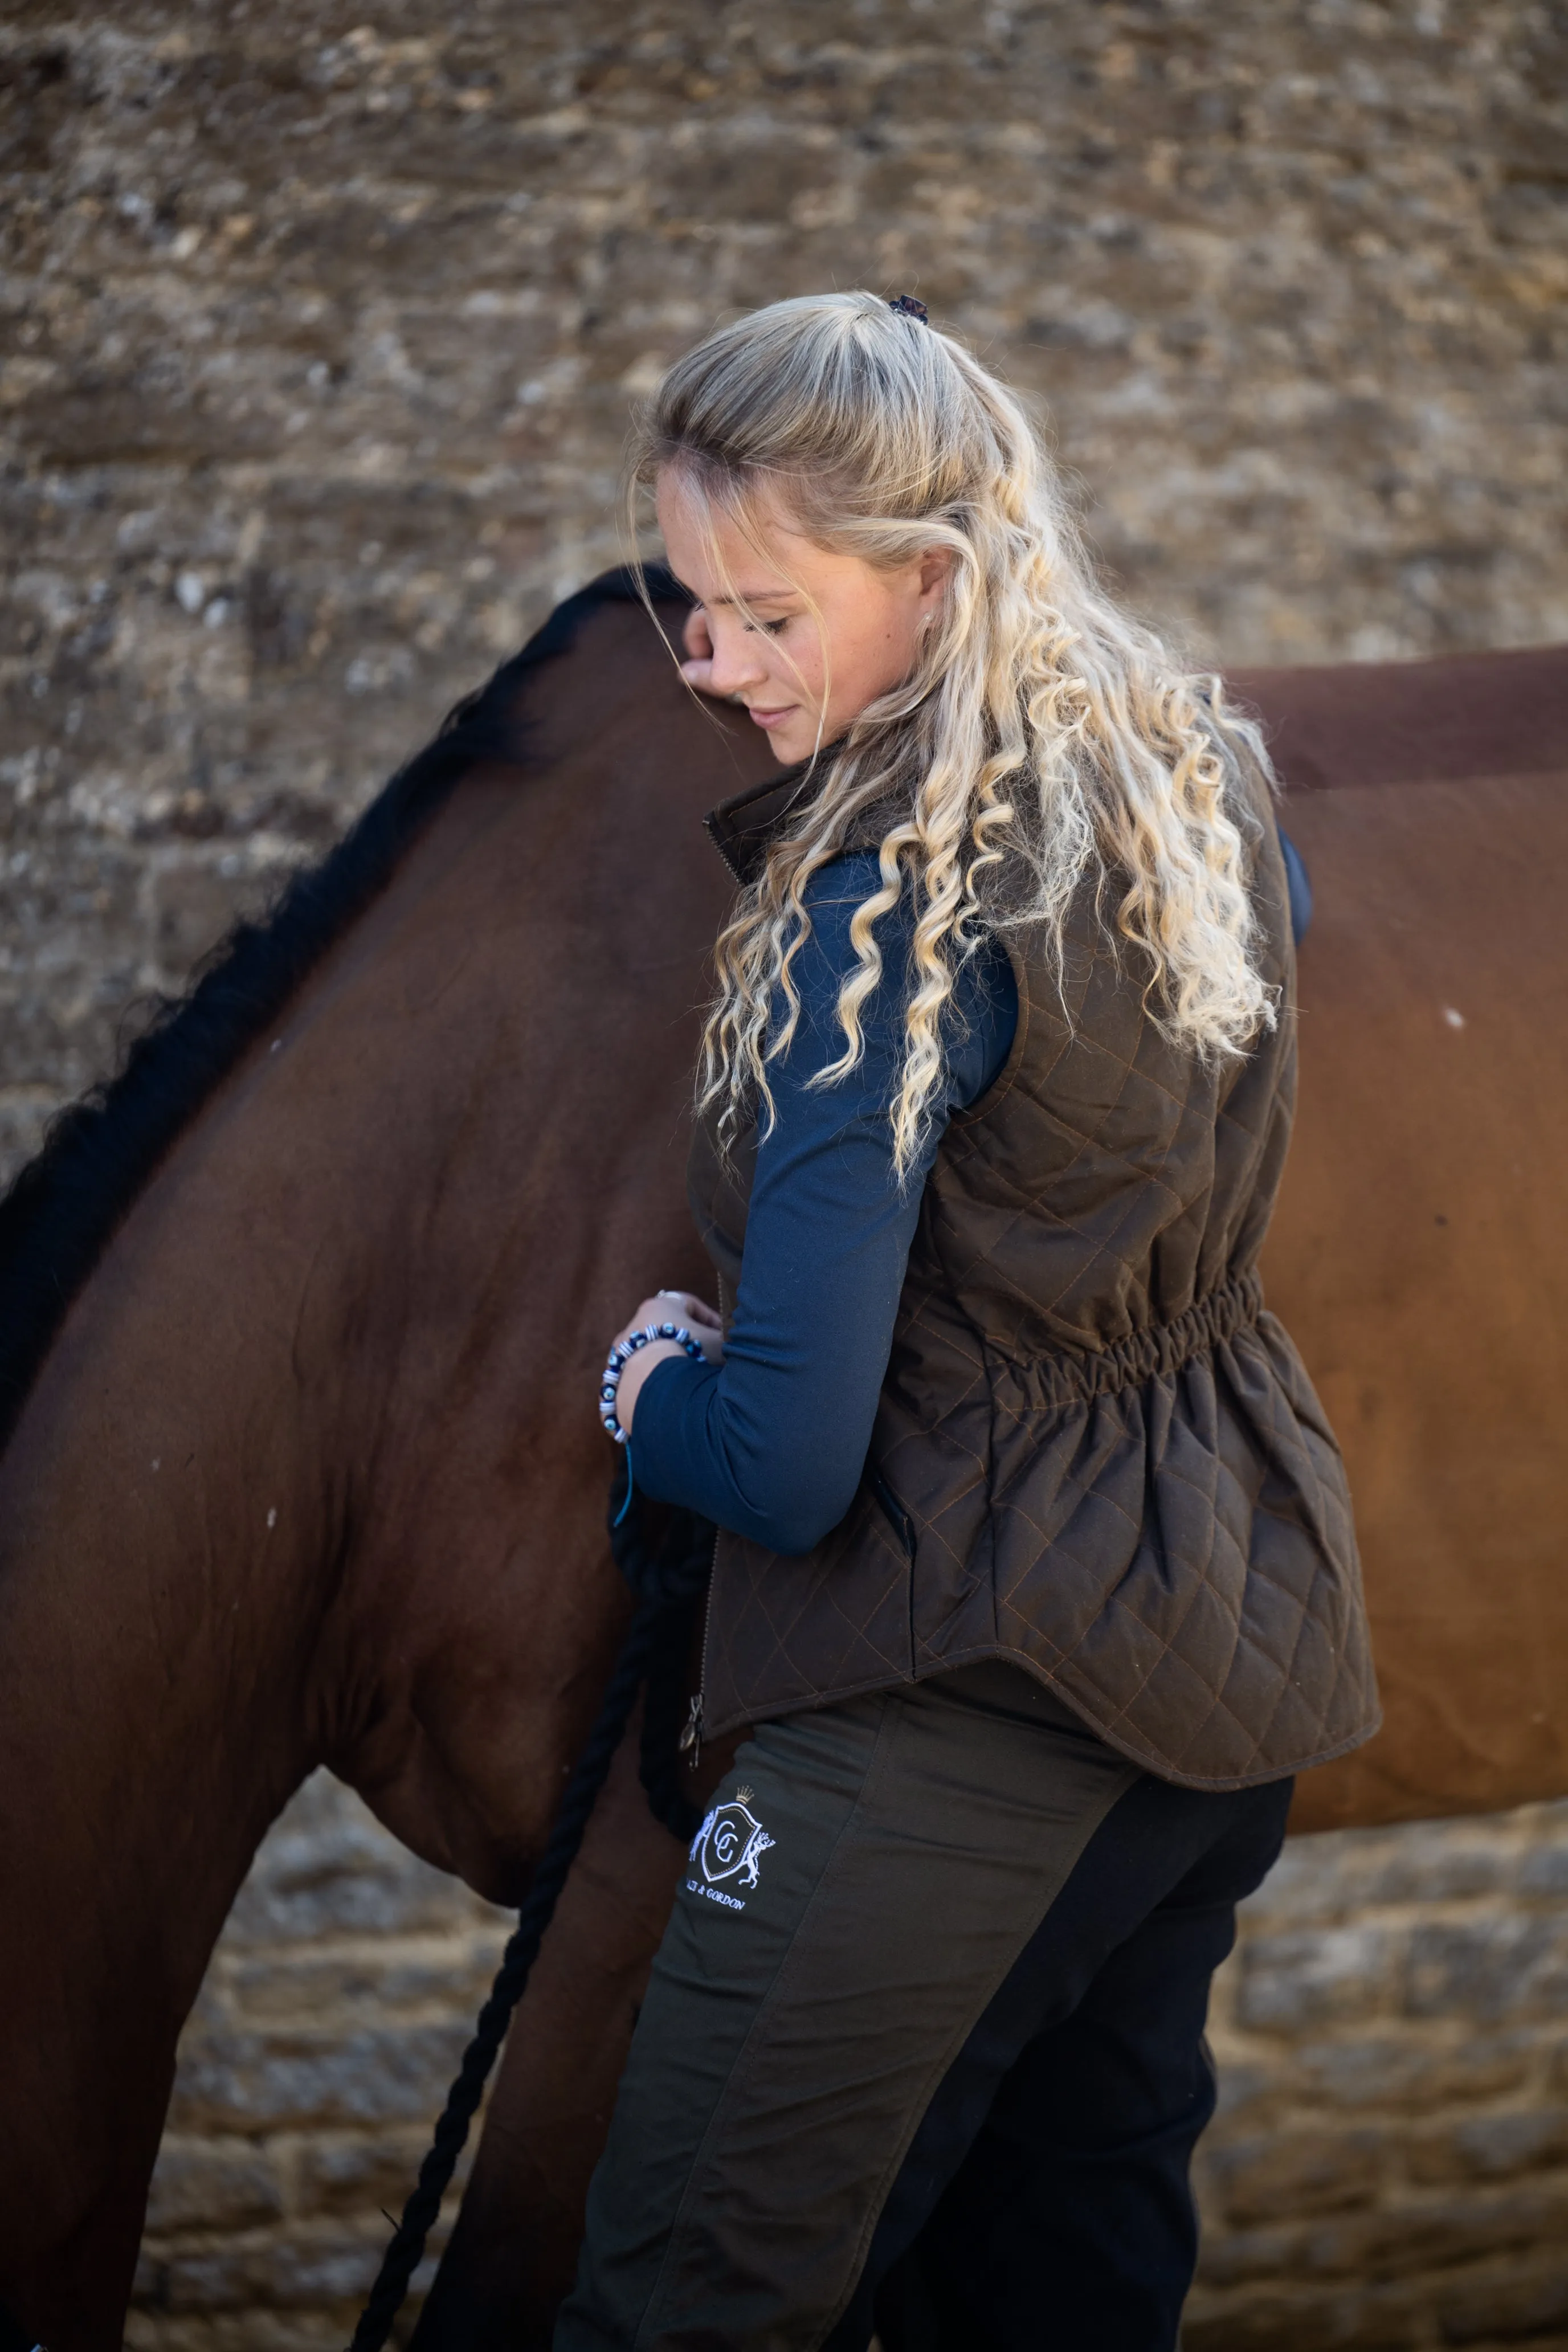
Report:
0,573,1562,2348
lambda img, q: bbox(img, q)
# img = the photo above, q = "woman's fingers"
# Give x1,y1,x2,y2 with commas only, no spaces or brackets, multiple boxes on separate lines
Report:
683,605,713,660
654,1289,721,1329
602,1286,725,1432
680,606,721,697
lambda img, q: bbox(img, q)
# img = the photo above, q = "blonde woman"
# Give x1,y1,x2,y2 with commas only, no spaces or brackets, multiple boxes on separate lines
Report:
564,293,1377,2352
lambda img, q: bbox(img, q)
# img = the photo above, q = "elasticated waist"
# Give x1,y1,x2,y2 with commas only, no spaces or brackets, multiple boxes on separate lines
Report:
998,1267,1265,1412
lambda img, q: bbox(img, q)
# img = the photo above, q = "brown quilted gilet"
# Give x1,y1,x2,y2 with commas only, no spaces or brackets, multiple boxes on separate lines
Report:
688,760,1381,1790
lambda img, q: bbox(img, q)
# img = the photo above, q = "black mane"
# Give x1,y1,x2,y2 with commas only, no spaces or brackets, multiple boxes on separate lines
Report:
0,565,680,1452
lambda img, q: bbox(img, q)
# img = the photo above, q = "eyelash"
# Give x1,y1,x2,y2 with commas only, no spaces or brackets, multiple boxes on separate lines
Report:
693,605,790,637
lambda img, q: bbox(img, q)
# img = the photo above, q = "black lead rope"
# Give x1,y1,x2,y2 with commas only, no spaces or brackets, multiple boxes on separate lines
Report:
346,1471,713,2351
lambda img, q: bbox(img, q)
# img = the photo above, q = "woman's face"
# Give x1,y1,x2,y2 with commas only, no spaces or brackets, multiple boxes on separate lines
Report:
656,471,950,766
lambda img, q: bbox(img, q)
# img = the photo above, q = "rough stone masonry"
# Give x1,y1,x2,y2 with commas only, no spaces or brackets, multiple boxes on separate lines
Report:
2,2,1565,2345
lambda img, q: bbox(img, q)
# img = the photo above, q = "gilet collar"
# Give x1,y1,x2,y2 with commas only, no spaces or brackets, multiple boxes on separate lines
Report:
701,743,848,888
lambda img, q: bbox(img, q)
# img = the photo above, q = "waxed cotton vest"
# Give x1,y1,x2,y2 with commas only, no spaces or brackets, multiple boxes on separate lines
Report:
687,758,1381,1791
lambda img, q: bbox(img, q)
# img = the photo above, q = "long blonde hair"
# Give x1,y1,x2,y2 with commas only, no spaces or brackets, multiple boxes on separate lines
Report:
629,292,1277,1181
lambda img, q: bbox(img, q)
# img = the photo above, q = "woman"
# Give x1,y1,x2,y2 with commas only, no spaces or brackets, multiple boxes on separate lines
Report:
560,292,1378,2352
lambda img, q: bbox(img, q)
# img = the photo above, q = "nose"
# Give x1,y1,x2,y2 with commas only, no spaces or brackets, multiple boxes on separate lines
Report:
703,615,769,700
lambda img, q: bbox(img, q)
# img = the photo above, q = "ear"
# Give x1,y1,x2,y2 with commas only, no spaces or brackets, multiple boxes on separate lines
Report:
915,544,956,608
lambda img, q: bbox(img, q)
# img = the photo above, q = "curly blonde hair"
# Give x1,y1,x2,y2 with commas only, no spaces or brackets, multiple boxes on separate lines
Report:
628,291,1277,1182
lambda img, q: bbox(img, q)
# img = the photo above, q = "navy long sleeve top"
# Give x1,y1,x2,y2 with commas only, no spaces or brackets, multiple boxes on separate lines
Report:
632,826,1310,1556
633,852,1016,1553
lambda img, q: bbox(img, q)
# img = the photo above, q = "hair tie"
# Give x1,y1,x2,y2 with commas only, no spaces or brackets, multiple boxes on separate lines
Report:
888,294,929,322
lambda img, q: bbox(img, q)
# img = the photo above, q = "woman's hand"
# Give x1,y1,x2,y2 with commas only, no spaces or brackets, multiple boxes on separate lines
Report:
607,1289,724,1434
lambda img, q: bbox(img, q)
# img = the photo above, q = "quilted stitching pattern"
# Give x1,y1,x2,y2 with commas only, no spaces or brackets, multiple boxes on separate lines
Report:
696,767,1379,1788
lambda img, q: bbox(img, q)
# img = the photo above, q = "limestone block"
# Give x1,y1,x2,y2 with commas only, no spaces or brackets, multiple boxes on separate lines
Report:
164,2020,473,2134
135,2220,441,2311
1404,1916,1568,2024
1517,1821,1568,1901
1434,2251,1568,2344
1204,2122,1393,2225
1234,1923,1400,2032
1191,2190,1568,2293
1289,2030,1540,2114
0,1085,58,1177
219,1933,507,2024
1237,1818,1520,1926
1405,2108,1568,2187
1291,2183,1568,2282
148,854,262,978
1183,2276,1435,2352
125,2317,351,2352
293,2126,468,2216
144,2139,285,2235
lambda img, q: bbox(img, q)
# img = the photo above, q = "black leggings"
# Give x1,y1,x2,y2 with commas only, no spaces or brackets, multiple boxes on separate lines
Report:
556,1665,1292,2352
847,1759,1292,2349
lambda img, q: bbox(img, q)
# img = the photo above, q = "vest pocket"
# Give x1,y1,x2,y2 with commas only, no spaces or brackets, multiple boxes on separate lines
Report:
872,1468,917,1561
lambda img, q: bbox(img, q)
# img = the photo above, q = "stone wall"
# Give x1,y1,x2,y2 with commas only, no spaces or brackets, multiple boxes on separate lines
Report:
1193,1802,1568,2350
3,1,1566,2344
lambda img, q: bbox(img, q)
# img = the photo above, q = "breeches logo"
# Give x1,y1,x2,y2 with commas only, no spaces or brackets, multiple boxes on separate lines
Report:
687,1790,775,1912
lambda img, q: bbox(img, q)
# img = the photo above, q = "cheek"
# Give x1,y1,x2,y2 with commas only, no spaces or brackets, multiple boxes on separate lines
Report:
775,629,823,692
832,609,914,704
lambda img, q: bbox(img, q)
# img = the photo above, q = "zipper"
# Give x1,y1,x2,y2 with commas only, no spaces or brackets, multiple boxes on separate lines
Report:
679,1475,910,1771
679,1526,720,1772
680,1271,730,1775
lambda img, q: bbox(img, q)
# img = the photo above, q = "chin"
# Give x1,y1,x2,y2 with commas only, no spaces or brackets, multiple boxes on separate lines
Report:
770,725,822,764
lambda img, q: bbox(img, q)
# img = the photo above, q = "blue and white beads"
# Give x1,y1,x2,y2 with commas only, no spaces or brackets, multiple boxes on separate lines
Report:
599,1321,707,1444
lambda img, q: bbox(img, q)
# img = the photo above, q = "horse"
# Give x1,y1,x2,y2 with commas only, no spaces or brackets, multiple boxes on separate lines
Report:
0,572,1562,2347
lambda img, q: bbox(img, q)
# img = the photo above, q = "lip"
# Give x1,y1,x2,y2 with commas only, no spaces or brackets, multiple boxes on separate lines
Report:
746,704,795,729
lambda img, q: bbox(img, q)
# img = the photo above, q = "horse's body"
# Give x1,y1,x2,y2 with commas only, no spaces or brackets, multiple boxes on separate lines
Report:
0,579,1561,2345
1229,650,1568,1832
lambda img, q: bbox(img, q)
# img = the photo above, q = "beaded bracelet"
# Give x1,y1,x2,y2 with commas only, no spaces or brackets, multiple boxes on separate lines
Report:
599,1321,707,1446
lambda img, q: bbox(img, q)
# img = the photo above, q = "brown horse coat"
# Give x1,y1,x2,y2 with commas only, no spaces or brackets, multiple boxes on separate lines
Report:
0,582,1562,2343
1243,644,1568,1831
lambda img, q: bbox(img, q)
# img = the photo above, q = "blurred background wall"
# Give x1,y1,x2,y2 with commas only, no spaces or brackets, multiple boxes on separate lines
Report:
2,3,1565,2346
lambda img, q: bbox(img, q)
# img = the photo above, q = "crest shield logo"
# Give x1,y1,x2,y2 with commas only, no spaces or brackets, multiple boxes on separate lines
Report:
689,1795,775,1891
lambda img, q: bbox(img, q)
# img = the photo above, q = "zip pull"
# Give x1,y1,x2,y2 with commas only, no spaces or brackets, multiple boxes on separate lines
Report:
679,1692,704,1770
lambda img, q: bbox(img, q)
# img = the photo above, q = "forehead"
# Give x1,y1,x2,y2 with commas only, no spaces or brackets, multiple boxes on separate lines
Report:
656,470,820,606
